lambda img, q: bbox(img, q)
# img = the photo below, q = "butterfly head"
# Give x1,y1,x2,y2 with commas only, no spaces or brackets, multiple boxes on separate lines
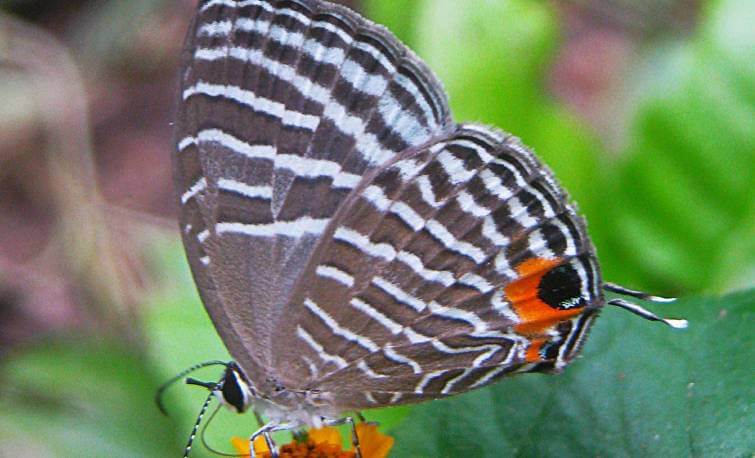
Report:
186,362,255,414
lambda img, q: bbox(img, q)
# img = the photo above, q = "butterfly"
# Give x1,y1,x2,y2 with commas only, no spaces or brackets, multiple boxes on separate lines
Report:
162,1,686,456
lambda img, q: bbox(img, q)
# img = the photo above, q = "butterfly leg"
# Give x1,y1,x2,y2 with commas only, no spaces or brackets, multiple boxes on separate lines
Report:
249,421,294,458
323,416,362,458
262,432,277,458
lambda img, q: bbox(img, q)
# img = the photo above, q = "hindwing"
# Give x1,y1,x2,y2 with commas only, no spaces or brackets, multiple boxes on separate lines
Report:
274,124,602,409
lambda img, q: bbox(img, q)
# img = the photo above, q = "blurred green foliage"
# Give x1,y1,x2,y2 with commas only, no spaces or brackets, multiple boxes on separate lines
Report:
596,0,755,294
1,0,752,456
0,340,181,456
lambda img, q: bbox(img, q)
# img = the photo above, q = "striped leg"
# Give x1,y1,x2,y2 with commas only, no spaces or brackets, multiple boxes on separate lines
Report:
323,416,362,458
249,421,293,458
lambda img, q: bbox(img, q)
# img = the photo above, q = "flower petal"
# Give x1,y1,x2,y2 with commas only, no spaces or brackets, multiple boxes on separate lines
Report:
231,435,270,457
308,426,343,446
356,423,394,458
231,423,393,458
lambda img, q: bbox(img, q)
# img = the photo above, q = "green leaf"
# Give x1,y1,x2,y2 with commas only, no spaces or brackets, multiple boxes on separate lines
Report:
0,340,182,457
392,289,754,457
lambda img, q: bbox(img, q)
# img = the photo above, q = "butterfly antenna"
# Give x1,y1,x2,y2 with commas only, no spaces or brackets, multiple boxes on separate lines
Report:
184,384,220,458
200,404,245,457
156,360,230,415
603,282,676,303
608,298,688,329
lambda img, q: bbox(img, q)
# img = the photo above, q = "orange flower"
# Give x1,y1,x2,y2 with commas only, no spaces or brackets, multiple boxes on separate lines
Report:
351,424,394,458
232,423,394,458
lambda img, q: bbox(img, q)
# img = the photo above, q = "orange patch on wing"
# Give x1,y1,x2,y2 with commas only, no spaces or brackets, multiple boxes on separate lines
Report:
505,257,583,336
525,338,547,363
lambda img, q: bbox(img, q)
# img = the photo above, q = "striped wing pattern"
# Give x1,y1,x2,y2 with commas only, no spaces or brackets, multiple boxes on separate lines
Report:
175,0,451,393
279,125,601,409
174,0,602,413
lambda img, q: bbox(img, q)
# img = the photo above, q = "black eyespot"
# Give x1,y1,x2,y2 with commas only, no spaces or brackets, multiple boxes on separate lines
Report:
221,368,246,413
538,264,583,310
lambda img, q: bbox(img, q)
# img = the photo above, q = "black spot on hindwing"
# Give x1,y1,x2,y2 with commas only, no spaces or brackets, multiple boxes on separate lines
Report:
538,264,583,310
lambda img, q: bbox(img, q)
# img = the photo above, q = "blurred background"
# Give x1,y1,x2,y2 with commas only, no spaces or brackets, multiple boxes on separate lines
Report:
0,0,752,456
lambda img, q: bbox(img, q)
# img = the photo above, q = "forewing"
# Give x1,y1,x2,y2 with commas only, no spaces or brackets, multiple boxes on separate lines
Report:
275,124,603,410
174,0,452,386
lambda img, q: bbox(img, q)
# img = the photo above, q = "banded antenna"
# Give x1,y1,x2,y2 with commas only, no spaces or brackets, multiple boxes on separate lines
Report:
603,282,687,328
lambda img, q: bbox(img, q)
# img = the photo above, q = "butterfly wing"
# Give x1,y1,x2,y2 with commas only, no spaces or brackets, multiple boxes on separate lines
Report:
174,0,452,390
275,124,603,410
